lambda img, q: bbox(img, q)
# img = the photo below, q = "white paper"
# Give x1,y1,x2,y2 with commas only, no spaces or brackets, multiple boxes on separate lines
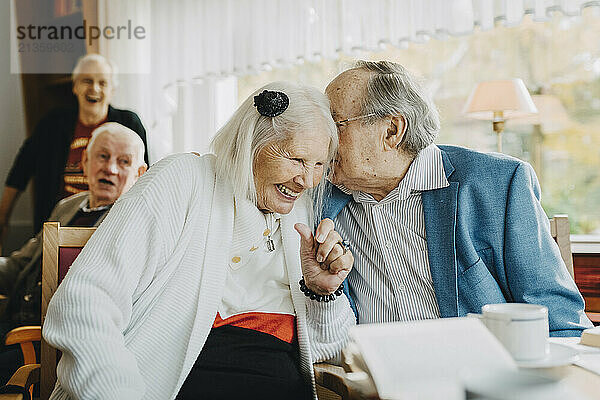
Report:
548,337,600,354
549,337,600,375
349,317,517,399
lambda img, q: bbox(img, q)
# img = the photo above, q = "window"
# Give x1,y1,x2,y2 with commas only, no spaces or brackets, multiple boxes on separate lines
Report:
238,10,600,234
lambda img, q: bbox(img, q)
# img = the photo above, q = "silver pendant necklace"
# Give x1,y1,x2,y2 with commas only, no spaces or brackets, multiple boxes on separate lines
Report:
264,213,275,252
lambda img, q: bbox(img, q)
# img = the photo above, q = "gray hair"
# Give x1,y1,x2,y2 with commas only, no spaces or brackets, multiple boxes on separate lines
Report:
211,81,338,221
87,122,145,167
354,60,439,156
72,53,118,88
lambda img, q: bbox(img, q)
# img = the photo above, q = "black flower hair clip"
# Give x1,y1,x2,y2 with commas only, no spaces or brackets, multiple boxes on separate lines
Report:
253,90,289,117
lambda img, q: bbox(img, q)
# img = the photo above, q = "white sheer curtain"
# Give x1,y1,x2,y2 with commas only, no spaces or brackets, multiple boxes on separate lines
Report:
97,0,598,164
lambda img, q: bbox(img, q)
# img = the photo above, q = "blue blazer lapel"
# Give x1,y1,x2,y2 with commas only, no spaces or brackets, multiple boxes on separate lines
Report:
422,150,459,317
322,183,357,318
322,183,352,221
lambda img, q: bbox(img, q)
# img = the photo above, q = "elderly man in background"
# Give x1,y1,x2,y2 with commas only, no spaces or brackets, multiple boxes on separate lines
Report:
0,122,147,383
0,54,149,252
324,60,592,337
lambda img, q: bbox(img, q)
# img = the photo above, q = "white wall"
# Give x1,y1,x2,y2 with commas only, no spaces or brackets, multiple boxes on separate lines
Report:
1,0,34,253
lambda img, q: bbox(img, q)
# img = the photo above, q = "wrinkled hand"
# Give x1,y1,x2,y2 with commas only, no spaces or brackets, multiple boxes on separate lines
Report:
294,218,353,295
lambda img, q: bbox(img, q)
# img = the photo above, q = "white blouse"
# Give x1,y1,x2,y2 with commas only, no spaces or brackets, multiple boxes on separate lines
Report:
220,196,295,319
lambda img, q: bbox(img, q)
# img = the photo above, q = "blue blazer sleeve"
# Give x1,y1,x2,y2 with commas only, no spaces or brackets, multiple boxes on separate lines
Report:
503,162,592,336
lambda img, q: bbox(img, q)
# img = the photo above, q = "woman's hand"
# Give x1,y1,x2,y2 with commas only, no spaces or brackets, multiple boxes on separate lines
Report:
294,219,353,295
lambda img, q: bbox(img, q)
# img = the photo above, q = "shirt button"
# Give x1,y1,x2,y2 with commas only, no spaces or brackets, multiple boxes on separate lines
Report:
385,241,393,250
398,283,406,292
231,256,241,263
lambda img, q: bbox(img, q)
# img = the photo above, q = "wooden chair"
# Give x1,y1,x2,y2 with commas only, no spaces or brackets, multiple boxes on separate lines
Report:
314,347,378,400
2,327,41,400
0,222,95,400
549,214,574,278
4,327,41,368
40,223,95,400
549,215,599,325
0,364,40,400
315,363,348,400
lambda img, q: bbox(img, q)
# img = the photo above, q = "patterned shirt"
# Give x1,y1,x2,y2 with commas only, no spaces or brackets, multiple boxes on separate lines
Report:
61,118,106,198
335,144,449,323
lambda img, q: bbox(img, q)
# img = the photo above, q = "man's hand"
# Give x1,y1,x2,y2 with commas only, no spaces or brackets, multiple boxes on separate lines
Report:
294,219,353,295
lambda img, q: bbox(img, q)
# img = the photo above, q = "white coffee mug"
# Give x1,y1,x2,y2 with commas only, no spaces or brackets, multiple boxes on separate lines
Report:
469,303,550,361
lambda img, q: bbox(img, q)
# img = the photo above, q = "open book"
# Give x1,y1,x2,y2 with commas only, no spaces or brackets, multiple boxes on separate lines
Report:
346,317,578,400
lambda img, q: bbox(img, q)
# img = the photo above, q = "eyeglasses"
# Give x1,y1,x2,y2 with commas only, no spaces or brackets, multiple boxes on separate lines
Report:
334,113,377,127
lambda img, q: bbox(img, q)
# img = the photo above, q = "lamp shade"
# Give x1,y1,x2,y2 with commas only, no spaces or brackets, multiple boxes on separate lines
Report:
507,94,571,133
462,79,538,120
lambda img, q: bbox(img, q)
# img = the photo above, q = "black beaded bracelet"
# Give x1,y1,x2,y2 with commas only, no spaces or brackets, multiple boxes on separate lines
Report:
299,278,344,302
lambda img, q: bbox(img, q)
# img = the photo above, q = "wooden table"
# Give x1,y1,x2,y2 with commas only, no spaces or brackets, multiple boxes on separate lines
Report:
540,364,600,399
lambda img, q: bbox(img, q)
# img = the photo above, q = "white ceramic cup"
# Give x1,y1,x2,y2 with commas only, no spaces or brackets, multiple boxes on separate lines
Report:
469,303,550,361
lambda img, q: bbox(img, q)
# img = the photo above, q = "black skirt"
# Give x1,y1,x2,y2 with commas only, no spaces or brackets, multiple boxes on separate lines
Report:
176,325,312,400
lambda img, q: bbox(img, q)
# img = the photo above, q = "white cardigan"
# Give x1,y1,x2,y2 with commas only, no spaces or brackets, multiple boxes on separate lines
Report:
43,153,355,400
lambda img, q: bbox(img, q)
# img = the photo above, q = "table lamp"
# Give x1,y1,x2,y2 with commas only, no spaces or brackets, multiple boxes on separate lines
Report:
462,79,538,152
508,94,570,133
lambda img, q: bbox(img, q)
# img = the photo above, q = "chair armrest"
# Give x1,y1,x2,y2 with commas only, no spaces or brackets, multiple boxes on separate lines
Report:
315,363,348,400
4,326,41,365
314,362,379,400
4,327,41,346
0,364,40,400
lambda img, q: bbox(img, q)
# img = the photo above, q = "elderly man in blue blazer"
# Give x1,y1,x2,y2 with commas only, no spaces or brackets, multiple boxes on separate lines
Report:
324,60,592,336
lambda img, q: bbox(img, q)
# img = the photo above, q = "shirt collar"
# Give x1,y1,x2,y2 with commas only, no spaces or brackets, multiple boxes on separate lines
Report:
81,199,112,213
347,144,449,205
233,196,281,237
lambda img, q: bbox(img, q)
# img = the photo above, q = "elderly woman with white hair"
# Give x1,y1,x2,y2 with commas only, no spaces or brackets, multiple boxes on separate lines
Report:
42,82,356,400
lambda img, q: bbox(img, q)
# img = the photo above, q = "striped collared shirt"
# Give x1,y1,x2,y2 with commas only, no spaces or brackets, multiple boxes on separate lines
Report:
335,144,449,323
